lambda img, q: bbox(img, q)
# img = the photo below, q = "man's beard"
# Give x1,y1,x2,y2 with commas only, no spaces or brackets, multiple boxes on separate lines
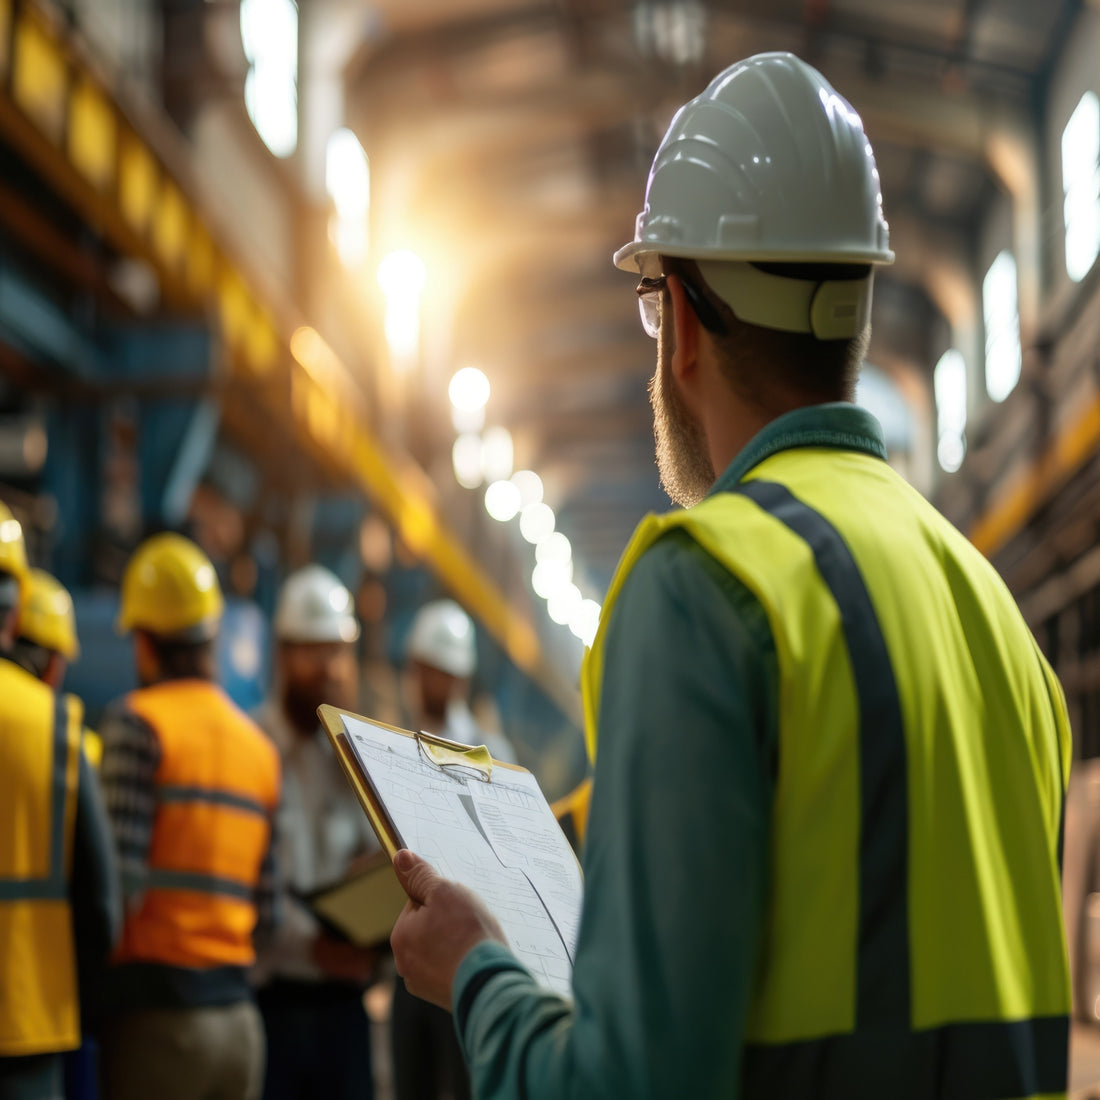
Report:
649,329,715,508
282,681,325,736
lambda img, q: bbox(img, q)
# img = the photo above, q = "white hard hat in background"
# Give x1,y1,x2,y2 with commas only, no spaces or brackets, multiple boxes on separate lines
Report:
614,52,894,339
406,599,476,679
275,564,360,644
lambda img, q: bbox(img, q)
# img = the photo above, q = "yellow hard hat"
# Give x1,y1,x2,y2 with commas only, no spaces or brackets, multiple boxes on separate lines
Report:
20,569,80,659
117,533,224,640
0,501,29,595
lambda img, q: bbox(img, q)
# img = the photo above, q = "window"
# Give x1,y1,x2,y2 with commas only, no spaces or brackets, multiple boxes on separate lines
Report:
240,0,298,159
934,349,967,473
1063,91,1100,282
982,251,1021,402
325,128,370,267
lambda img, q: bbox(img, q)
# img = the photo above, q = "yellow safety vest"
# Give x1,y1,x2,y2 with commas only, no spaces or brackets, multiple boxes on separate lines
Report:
581,446,1071,1098
0,658,82,1056
551,778,593,853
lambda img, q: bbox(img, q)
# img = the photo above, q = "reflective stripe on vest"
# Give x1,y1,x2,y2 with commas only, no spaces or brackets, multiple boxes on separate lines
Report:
581,449,1070,1099
0,693,72,902
0,662,82,1056
149,786,268,900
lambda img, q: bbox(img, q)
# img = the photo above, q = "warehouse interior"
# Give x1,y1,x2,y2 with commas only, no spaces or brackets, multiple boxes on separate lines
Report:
5,0,1100,1094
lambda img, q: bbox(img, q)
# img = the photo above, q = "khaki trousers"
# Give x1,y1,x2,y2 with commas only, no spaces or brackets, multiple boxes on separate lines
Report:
101,1001,265,1100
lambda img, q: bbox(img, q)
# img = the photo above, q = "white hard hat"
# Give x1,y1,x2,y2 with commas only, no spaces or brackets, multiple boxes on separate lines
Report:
614,52,894,339
275,565,360,644
406,599,476,679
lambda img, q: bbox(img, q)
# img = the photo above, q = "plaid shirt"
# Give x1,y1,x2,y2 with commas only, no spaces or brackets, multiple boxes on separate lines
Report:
99,700,279,941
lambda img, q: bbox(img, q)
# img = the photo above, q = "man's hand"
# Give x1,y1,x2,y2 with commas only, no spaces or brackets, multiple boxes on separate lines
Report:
390,849,508,1010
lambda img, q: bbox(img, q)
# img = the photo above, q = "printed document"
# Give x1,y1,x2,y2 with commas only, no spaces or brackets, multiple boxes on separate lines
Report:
341,714,583,998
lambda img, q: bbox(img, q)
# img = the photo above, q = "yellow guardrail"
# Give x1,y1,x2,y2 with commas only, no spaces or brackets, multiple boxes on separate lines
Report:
0,0,554,692
969,393,1100,560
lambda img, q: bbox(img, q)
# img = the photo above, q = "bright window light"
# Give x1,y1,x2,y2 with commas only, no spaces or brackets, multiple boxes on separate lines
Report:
485,480,521,522
535,531,571,566
240,0,298,159
326,128,369,268
933,349,967,474
326,128,369,219
519,502,555,544
510,469,543,507
449,367,490,412
377,250,426,365
982,251,1021,403
452,434,483,490
377,250,426,298
482,427,513,483
1063,92,1100,283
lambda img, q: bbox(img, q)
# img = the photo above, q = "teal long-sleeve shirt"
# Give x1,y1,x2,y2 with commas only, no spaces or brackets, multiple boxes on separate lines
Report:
451,405,888,1098
454,528,778,1097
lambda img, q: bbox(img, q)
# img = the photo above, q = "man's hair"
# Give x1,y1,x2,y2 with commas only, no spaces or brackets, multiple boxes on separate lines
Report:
144,633,216,682
663,256,870,410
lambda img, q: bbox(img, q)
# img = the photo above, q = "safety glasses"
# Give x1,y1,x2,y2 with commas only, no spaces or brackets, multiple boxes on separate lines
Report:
635,272,729,339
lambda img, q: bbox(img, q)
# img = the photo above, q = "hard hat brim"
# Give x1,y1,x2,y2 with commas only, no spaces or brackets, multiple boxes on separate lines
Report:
613,239,895,273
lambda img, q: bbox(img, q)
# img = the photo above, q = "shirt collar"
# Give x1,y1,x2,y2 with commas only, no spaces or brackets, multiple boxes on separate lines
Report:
710,402,887,495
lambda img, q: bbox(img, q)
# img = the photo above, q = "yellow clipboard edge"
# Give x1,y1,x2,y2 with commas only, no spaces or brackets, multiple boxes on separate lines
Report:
316,703,529,862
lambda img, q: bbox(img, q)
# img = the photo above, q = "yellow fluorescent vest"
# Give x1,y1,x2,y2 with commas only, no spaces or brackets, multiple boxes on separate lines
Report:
582,447,1071,1092
0,659,82,1056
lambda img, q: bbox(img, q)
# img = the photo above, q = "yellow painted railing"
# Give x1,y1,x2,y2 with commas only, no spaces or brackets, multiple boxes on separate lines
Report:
0,0,552,690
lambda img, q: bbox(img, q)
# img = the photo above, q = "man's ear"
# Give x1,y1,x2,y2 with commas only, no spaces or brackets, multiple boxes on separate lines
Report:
666,275,699,383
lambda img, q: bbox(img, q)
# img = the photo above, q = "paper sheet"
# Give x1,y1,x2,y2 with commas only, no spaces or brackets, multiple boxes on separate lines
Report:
342,715,581,998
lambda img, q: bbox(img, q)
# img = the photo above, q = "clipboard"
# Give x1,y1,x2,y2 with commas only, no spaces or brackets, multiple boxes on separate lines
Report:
317,703,583,998
318,704,530,859
296,849,408,949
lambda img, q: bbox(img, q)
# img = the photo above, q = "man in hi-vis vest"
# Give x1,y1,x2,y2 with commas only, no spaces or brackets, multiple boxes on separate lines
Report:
99,534,281,1100
388,53,1073,1099
0,505,119,1100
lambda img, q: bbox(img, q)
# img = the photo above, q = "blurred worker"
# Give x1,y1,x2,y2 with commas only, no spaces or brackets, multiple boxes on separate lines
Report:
0,506,119,1100
404,598,515,763
11,567,107,1100
252,565,377,1100
391,599,514,1100
99,533,281,1100
389,52,1073,1098
12,568,102,767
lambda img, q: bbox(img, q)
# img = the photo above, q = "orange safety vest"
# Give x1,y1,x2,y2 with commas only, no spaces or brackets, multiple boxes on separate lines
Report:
0,658,82,1056
115,679,280,970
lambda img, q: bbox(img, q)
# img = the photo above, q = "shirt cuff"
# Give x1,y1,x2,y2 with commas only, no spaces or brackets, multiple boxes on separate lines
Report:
452,940,528,1041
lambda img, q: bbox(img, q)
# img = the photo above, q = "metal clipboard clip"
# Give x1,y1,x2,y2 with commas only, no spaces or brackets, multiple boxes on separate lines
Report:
415,730,494,783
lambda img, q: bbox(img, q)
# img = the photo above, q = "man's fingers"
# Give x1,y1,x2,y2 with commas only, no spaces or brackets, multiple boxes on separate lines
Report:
393,848,439,905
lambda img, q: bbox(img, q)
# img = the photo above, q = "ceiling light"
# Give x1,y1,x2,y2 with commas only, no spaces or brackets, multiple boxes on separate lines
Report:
485,479,521,522
519,502,554,544
510,469,543,507
535,531,571,566
448,367,490,412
